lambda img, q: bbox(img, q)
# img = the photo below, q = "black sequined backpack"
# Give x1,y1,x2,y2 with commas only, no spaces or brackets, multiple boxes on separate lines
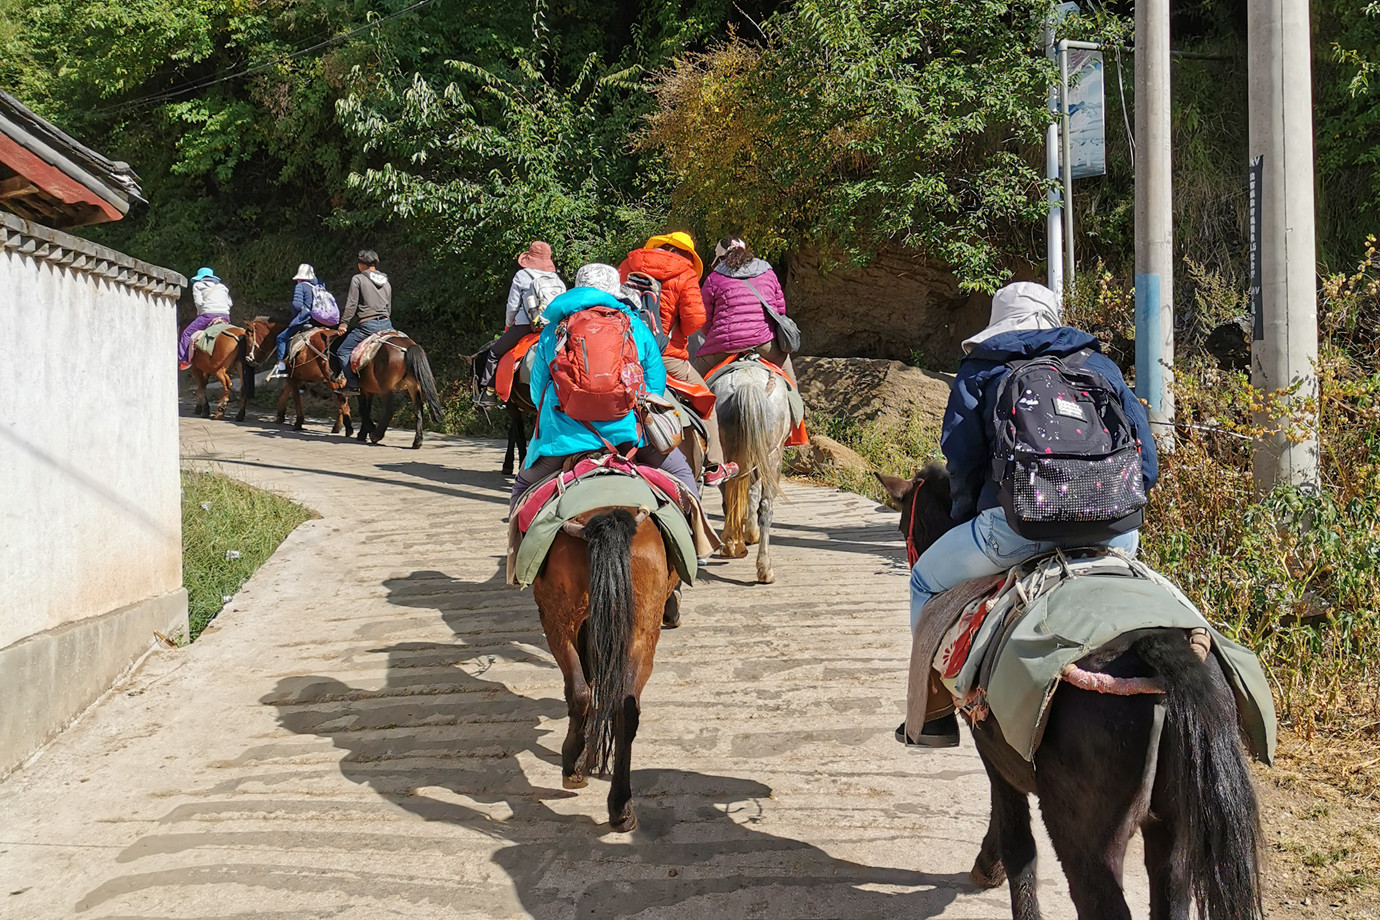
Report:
990,349,1146,540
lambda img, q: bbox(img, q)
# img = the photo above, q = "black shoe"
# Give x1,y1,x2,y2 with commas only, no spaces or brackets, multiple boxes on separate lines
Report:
895,714,960,748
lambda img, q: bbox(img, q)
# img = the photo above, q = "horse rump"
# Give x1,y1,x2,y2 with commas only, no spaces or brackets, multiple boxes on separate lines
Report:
717,365,783,499
1137,630,1263,920
403,344,444,421
581,508,639,777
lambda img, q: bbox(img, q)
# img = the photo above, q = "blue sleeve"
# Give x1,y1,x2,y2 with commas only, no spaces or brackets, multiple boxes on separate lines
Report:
292,283,313,319
529,327,555,407
941,363,994,525
1084,353,1158,492
636,322,667,395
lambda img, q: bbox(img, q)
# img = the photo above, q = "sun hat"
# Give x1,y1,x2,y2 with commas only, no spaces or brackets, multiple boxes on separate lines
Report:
573,263,623,295
713,238,746,264
517,241,557,274
192,267,217,282
961,282,1065,353
644,231,703,278
292,263,316,282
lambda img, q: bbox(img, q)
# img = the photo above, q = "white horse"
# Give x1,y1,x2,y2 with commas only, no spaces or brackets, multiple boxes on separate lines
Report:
710,360,794,583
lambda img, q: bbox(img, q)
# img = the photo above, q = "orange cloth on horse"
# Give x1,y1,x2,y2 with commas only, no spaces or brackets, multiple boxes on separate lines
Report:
663,373,716,419
349,330,408,373
702,352,809,447
495,332,541,403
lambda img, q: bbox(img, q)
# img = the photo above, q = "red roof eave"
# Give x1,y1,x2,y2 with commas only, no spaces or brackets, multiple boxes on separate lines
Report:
0,132,123,224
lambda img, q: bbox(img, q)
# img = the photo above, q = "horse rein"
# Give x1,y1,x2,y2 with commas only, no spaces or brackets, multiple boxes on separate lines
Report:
904,479,925,569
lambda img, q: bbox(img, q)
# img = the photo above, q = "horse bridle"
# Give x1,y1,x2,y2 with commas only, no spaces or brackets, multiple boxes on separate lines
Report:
904,478,926,568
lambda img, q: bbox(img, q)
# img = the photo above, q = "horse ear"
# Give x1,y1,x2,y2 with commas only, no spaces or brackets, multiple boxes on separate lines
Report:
873,472,913,506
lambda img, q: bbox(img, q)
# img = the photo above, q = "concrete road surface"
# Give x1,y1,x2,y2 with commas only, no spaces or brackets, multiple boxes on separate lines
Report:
0,412,1149,918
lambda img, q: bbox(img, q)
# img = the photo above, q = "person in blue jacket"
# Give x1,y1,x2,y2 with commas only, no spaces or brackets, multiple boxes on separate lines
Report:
509,263,698,512
269,264,326,380
898,281,1159,748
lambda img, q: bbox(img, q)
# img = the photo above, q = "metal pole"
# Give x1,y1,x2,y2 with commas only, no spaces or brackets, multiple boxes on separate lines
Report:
1058,43,1076,292
1133,0,1174,444
1045,14,1064,299
1248,0,1319,490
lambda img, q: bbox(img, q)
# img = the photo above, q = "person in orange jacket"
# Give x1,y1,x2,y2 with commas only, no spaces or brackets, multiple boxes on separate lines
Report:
619,231,737,486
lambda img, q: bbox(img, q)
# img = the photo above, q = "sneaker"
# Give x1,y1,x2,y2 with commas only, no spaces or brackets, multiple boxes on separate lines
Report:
267,363,288,380
895,714,960,748
703,461,740,487
177,361,191,371
475,388,501,410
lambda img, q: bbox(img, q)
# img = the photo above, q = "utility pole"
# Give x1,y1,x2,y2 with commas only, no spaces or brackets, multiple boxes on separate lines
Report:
1045,10,1065,299
1134,0,1174,443
1248,0,1320,491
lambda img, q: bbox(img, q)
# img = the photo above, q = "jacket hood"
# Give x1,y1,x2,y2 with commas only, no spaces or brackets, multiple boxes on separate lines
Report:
712,258,772,280
363,269,389,287
964,326,1102,363
542,286,638,327
624,247,698,282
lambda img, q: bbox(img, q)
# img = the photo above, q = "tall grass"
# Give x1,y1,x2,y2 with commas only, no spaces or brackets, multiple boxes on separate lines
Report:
181,470,315,641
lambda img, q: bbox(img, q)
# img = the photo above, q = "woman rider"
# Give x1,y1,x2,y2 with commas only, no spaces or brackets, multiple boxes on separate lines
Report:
695,237,795,381
477,241,566,408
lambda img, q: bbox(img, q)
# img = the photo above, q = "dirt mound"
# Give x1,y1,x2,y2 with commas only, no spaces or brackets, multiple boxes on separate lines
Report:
786,434,870,476
794,356,951,429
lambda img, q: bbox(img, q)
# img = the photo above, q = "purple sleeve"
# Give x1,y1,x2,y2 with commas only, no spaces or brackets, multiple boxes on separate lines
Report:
764,269,787,314
700,274,720,327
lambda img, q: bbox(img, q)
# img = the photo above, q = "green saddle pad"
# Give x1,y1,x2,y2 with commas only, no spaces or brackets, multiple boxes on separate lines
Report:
194,321,234,355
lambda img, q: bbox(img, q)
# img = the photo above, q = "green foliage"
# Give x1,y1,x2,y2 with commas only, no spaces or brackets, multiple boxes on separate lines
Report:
181,469,314,641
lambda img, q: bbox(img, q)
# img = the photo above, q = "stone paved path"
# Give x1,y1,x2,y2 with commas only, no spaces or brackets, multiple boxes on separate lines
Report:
0,410,1149,918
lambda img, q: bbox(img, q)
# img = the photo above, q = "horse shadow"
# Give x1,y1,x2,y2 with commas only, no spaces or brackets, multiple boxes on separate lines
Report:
264,569,973,920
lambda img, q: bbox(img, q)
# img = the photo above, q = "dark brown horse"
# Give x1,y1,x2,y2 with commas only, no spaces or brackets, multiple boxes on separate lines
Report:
275,326,354,436
186,319,275,421
877,463,1262,920
353,335,444,449
531,503,679,831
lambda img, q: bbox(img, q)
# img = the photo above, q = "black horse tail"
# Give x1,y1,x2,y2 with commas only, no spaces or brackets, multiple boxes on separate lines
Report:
581,509,639,778
1136,631,1263,920
404,344,444,421
237,332,256,401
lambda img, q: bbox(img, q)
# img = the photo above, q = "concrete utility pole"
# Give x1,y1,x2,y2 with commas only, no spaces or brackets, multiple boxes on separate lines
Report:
1133,0,1174,442
1248,0,1320,491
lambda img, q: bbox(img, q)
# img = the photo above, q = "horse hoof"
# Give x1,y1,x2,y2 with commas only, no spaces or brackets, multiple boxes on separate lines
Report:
411,440,422,450
293,422,305,432
721,541,748,559
662,609,681,629
502,466,515,476
970,859,1006,889
609,810,637,833
562,774,588,790
757,568,775,585
235,411,245,422
275,415,285,424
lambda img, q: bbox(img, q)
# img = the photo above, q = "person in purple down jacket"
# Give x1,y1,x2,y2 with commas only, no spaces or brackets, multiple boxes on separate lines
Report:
694,237,795,380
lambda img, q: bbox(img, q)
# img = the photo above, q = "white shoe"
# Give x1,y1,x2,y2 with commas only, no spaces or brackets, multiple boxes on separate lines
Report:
267,363,287,380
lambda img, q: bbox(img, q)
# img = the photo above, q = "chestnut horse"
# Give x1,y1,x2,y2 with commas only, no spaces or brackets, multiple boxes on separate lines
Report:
878,463,1262,920
532,504,679,831
275,326,354,437
354,335,444,449
186,320,274,421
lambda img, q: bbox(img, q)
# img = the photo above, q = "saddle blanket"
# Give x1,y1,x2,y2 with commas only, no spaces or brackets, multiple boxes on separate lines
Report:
907,549,1276,764
508,465,699,589
495,332,540,403
193,321,236,355
350,330,408,373
703,352,808,447
288,329,327,363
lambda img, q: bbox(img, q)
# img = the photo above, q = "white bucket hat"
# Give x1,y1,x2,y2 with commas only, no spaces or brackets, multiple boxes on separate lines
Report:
573,263,621,294
292,263,316,282
962,281,1064,353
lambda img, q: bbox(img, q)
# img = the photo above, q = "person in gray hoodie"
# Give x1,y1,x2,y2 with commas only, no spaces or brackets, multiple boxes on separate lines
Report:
335,249,394,390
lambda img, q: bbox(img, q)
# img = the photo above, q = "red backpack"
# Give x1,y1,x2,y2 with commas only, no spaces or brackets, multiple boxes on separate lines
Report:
549,306,645,421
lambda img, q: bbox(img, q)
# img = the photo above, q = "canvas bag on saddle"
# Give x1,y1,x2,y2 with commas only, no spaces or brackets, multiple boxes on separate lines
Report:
548,307,644,422
523,273,568,330
622,271,671,351
991,349,1146,540
310,286,340,326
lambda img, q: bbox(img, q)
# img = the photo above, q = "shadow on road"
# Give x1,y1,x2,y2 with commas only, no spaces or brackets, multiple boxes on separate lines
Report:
264,569,972,919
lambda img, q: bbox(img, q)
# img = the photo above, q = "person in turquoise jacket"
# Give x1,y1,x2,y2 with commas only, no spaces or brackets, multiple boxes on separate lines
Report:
510,263,698,511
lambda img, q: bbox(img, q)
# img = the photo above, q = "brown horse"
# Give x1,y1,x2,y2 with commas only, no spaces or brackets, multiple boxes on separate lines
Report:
531,504,678,831
878,464,1262,920
186,320,275,421
275,327,354,436
353,335,444,449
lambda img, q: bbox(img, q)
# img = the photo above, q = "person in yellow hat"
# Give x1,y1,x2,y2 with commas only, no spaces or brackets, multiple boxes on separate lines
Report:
618,231,738,486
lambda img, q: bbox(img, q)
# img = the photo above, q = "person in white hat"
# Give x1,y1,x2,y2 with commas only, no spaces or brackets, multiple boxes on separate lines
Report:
269,264,329,380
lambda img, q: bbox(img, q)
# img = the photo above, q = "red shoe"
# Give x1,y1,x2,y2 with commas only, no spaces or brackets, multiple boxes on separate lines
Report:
703,461,739,486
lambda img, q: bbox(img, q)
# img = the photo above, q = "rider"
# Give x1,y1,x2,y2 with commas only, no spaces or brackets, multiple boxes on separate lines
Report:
334,249,393,392
476,241,566,409
897,281,1159,748
619,232,738,487
269,264,328,380
695,237,795,381
178,267,233,369
510,263,697,512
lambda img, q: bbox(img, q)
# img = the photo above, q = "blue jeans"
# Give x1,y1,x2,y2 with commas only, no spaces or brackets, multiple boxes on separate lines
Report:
909,506,1139,630
336,318,393,386
275,322,311,364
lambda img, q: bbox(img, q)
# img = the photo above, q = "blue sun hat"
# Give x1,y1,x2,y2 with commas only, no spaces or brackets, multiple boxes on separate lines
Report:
191,267,217,282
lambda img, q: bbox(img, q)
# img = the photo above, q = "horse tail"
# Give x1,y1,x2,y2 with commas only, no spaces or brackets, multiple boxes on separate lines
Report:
581,508,639,778
1136,631,1263,920
404,344,444,421
720,369,783,499
237,332,255,401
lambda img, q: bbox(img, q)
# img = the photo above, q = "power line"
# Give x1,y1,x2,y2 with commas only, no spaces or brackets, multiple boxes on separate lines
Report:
100,0,444,115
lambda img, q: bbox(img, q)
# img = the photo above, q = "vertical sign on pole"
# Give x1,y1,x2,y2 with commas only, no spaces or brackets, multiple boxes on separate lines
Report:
1248,155,1264,343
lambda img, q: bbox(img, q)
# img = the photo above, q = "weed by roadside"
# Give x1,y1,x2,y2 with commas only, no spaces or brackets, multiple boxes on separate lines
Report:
181,470,315,641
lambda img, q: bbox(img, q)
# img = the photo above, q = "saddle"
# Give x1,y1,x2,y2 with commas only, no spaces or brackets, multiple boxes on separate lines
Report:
350,330,408,372
193,321,237,355
906,549,1276,764
702,352,808,446
287,328,325,363
495,332,541,403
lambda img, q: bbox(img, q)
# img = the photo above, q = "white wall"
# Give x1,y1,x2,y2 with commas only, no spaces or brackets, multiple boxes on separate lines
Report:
0,217,184,649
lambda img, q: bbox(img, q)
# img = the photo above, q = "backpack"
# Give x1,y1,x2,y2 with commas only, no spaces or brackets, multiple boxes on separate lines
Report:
990,349,1146,540
622,271,671,351
309,285,340,326
549,306,645,422
524,272,568,330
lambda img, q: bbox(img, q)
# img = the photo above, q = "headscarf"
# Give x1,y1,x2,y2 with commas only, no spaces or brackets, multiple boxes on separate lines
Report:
961,282,1064,353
